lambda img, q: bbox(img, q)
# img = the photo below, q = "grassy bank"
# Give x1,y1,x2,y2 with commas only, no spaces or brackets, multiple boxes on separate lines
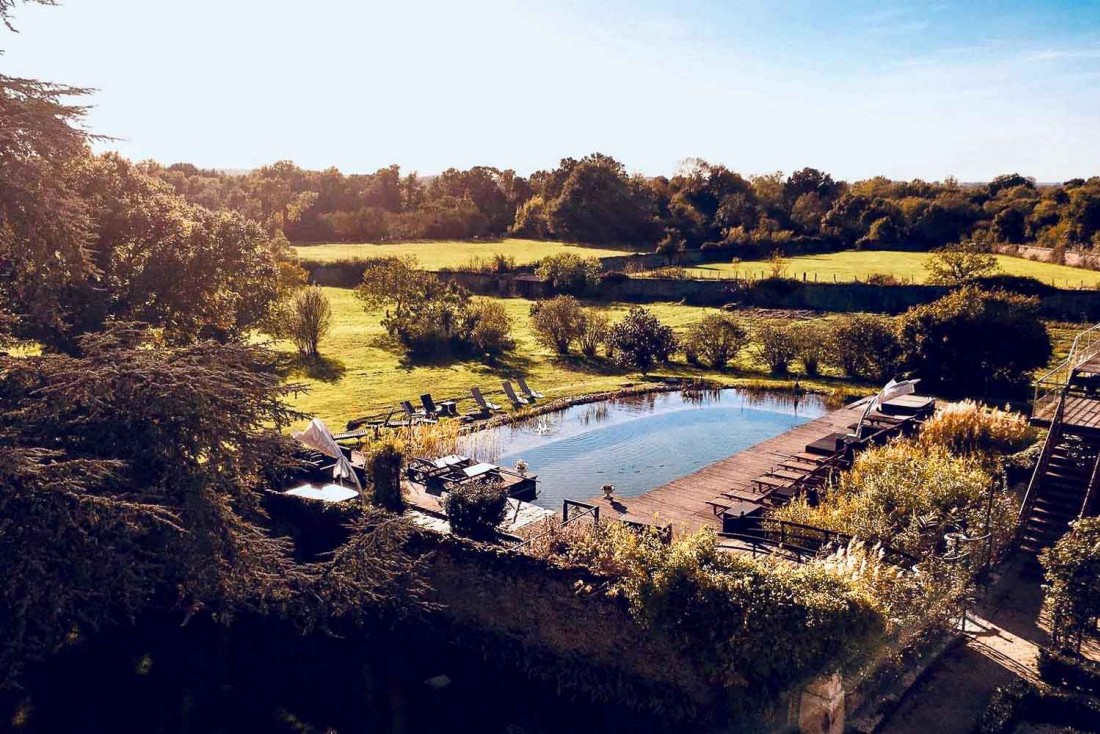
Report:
670,251,1100,288
292,238,638,269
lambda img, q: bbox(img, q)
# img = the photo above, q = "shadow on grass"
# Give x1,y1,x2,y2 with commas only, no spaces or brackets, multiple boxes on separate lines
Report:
278,353,348,383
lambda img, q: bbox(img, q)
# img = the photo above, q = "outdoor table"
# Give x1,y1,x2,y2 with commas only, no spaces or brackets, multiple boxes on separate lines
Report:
439,400,458,417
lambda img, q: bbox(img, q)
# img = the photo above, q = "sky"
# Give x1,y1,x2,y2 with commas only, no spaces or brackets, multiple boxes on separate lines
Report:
4,0,1100,181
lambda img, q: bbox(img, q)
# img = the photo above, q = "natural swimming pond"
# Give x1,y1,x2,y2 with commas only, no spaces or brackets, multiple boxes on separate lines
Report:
462,389,827,511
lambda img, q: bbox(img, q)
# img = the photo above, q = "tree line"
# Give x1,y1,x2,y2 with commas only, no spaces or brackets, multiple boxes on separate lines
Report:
148,156,1100,254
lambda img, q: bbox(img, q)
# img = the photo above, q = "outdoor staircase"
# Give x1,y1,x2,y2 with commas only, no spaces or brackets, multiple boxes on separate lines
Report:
1020,323,1100,560
1018,431,1100,557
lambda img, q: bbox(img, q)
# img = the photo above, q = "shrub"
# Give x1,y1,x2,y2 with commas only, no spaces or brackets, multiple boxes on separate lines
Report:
682,313,748,370
918,400,1036,459
455,253,517,274
1040,518,1100,651
287,286,332,358
606,307,677,375
535,253,601,296
578,309,609,358
466,298,514,355
370,439,404,511
545,525,883,707
790,321,829,376
897,287,1051,396
753,320,799,374
767,249,789,279
1038,647,1100,696
442,477,509,539
774,440,1015,558
529,295,587,354
357,256,513,359
973,274,1055,297
649,265,691,279
865,272,902,286
828,313,900,381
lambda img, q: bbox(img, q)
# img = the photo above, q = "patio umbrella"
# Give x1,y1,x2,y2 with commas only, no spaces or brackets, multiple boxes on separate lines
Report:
292,417,362,490
854,378,920,436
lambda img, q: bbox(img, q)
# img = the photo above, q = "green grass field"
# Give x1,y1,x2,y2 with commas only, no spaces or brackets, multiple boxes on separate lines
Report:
275,288,861,429
292,238,637,270
675,251,1100,289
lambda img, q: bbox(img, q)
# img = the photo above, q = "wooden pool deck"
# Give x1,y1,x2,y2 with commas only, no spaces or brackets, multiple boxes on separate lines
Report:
582,398,872,537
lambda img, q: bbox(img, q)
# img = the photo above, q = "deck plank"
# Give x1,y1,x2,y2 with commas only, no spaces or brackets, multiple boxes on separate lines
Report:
582,400,870,537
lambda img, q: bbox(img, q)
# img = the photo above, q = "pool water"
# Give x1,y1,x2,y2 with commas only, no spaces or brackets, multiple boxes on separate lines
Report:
462,389,826,511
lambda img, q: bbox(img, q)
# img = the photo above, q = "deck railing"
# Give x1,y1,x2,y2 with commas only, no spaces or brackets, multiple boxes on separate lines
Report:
1034,322,1100,411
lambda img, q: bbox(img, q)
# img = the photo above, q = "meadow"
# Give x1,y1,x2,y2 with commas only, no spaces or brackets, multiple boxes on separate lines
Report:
672,251,1100,289
292,238,637,269
275,288,864,429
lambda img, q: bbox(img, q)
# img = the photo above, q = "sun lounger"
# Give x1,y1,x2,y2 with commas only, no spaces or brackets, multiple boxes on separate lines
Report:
471,386,501,412
517,377,544,400
401,400,437,424
420,393,439,418
502,381,531,408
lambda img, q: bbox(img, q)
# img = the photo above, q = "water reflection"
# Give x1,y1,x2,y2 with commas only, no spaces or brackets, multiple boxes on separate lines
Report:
461,388,826,510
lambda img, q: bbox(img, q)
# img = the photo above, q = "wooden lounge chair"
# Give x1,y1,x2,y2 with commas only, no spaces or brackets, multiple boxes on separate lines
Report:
401,400,436,424
502,381,531,408
517,377,544,400
471,386,501,412
420,393,440,418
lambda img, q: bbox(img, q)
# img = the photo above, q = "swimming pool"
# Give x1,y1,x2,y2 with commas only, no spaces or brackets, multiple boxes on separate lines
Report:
461,389,826,511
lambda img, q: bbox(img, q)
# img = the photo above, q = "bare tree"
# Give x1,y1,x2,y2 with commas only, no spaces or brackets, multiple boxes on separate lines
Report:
288,286,332,358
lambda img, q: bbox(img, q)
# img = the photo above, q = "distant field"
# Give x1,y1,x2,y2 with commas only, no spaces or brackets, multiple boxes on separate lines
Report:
675,251,1100,289
292,238,638,270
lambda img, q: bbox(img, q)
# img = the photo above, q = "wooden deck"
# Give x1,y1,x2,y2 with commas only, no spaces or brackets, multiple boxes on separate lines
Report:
1032,394,1100,432
582,399,873,537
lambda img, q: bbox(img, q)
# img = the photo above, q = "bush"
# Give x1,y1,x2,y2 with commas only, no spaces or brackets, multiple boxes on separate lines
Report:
455,253,517,274
529,295,587,355
287,286,332,358
682,313,748,370
828,313,900,381
1040,518,1100,651
442,477,509,539
606,307,677,375
546,525,883,708
976,679,1100,734
790,321,829,376
1038,647,1100,696
370,439,404,511
897,287,1051,396
918,401,1036,459
466,299,514,355
752,320,799,375
357,256,514,358
865,272,902,286
774,440,1015,558
536,253,601,296
578,309,609,358
973,273,1055,297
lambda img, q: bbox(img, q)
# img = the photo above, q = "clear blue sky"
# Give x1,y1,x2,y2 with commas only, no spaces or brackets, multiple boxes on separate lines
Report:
5,0,1100,181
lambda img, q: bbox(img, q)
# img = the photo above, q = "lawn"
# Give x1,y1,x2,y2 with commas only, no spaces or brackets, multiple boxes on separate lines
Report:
675,251,1100,289
275,288,857,429
292,238,639,270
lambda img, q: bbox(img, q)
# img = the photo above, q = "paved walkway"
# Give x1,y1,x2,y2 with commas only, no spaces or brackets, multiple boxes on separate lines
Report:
879,559,1051,734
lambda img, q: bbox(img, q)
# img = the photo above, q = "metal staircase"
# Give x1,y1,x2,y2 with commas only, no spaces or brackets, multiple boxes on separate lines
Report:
1021,324,1100,558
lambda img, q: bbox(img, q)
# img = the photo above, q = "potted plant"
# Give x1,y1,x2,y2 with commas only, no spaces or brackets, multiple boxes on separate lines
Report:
601,483,615,500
